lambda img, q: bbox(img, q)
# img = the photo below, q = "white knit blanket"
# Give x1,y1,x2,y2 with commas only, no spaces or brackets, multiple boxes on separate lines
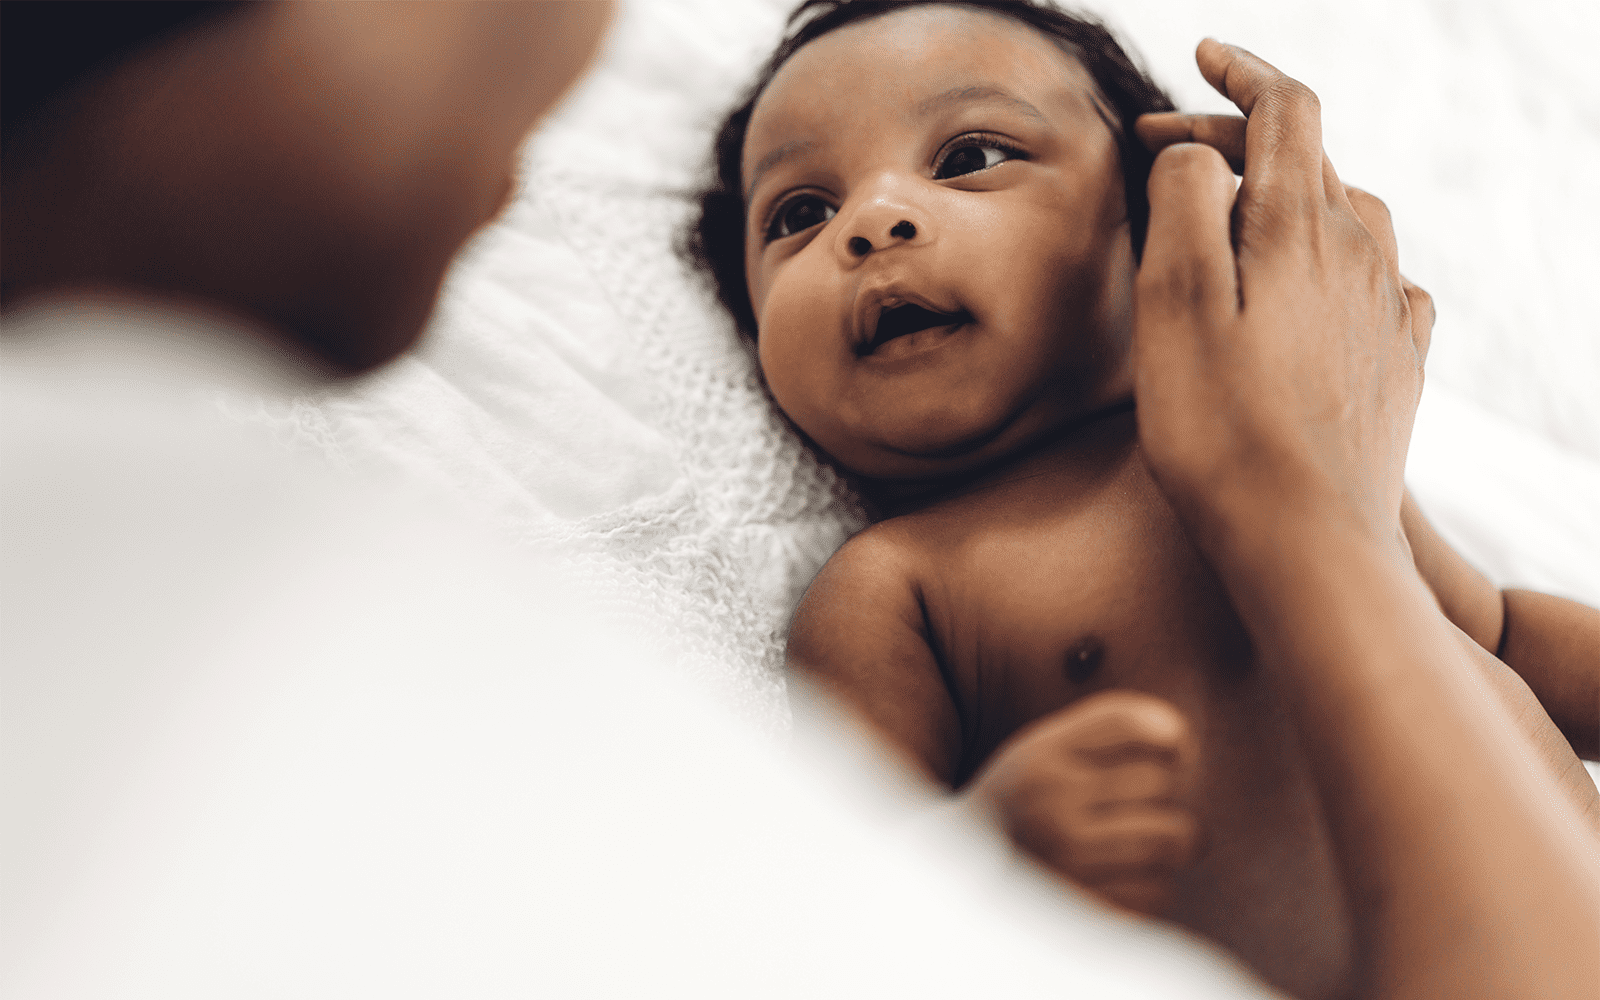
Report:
266,0,1600,730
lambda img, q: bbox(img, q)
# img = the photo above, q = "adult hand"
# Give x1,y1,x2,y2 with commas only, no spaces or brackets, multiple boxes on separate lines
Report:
1126,43,1600,1000
1128,40,1434,564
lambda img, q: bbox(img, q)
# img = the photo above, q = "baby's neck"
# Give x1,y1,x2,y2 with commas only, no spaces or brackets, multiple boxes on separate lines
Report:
862,396,1139,519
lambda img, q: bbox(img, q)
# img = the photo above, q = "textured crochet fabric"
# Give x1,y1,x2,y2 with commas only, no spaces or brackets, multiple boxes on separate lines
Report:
234,0,1600,733
246,173,864,733
230,1,878,732
527,172,870,728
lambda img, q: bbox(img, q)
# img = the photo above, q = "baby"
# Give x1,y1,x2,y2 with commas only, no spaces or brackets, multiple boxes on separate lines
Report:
689,2,1600,997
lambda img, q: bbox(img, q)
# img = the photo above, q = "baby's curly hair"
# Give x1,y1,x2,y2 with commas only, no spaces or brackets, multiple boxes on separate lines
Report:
685,0,1176,342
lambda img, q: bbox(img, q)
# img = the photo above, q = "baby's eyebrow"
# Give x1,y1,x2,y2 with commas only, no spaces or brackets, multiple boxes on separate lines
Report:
745,139,817,202
915,84,1045,122
742,86,1046,204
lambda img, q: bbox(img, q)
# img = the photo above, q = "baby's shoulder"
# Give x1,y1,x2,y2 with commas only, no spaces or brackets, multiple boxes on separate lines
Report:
794,514,981,638
807,518,926,599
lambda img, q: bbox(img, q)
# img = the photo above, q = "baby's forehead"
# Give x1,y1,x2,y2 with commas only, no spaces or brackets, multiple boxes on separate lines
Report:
745,6,1106,182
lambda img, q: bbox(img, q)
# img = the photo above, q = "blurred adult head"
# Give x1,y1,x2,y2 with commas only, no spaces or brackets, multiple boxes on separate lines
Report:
1,1,612,373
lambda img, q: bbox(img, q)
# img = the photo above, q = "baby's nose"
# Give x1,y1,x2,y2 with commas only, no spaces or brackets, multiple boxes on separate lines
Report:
846,218,919,258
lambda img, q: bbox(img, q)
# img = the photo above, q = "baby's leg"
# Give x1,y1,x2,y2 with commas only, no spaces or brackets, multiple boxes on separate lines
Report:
970,691,1201,917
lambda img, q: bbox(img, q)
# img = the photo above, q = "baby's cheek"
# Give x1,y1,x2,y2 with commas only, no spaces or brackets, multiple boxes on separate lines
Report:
754,316,798,409
756,310,828,434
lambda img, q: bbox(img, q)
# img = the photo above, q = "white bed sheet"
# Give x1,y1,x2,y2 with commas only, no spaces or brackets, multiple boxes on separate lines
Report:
9,5,1597,996
276,0,1600,724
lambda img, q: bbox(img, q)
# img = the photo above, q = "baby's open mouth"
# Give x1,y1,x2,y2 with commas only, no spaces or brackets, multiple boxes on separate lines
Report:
865,303,973,355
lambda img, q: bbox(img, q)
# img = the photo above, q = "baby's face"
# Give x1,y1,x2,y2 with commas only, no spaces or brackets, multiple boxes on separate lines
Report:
743,5,1136,479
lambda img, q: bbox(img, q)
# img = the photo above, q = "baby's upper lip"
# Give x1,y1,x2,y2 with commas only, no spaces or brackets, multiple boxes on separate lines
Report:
852,284,970,355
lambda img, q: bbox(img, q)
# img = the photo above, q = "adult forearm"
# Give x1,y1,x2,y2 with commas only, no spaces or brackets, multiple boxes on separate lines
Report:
1218,516,1600,999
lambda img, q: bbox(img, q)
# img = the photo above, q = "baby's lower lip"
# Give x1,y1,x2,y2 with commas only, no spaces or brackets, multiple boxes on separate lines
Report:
862,319,970,361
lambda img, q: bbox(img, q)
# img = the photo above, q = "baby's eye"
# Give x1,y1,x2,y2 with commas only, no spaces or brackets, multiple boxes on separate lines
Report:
933,137,1026,180
765,194,836,242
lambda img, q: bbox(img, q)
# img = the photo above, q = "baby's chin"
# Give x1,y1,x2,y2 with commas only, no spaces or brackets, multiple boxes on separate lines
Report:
826,410,1062,482
840,433,1057,518
828,384,1139,487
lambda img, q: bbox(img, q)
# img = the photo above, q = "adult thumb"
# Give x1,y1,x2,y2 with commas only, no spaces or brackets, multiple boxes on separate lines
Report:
1135,142,1239,338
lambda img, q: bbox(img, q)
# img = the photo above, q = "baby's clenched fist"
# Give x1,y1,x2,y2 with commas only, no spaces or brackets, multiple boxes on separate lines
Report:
971,690,1201,917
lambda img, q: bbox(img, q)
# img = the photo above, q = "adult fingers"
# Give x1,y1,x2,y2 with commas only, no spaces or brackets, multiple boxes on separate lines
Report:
1136,112,1246,174
1339,185,1431,365
1338,183,1432,362
1343,185,1399,271
1321,150,1348,208
1195,38,1325,199
1136,143,1240,333
1404,277,1435,362
1140,112,1349,207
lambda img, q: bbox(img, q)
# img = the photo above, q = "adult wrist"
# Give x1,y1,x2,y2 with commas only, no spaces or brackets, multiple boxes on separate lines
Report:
1204,500,1419,652
1194,465,1403,572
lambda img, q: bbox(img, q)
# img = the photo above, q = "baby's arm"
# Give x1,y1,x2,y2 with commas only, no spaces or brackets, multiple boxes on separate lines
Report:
788,530,1200,916
786,530,963,783
1403,491,1600,760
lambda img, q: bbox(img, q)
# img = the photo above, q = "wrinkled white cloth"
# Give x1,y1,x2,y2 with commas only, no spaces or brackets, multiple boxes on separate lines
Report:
0,300,1277,999
245,0,1598,737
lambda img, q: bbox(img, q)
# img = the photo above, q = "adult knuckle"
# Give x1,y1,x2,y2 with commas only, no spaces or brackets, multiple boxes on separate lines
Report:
1346,185,1390,219
1408,281,1435,313
1269,77,1321,117
1335,215,1384,268
1347,188,1395,238
1238,184,1313,236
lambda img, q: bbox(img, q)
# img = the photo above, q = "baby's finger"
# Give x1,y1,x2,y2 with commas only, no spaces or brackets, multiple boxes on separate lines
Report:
1136,112,1246,174
1194,38,1325,200
1065,689,1196,765
1068,809,1202,874
1089,760,1181,808
1136,143,1239,337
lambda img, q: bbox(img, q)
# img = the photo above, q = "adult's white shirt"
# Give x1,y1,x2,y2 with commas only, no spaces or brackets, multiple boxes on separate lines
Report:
0,297,1273,998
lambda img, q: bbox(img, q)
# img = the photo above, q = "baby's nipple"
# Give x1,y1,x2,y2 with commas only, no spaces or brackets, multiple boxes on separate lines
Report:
1065,637,1105,684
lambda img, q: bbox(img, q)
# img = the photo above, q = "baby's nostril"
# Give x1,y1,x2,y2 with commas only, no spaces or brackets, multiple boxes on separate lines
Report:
848,236,872,256
890,220,916,240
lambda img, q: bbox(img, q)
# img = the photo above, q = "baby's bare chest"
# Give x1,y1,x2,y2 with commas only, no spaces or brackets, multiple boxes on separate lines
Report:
913,458,1249,770
906,456,1356,999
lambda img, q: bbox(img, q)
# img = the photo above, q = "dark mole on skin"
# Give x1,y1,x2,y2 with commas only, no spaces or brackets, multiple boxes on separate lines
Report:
1066,636,1104,684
